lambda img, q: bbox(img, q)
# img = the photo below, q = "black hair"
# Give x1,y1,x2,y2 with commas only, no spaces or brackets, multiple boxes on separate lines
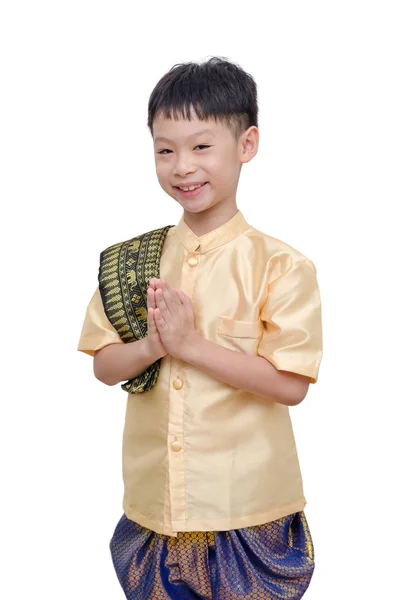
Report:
147,56,258,140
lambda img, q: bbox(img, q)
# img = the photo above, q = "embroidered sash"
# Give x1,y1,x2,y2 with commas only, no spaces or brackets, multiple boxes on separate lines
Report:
98,225,174,394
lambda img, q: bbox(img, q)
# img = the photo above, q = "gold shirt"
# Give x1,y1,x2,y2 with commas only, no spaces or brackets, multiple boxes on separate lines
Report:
77,210,323,537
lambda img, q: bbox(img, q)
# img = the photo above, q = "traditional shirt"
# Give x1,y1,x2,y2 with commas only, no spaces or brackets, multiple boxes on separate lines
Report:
77,210,323,537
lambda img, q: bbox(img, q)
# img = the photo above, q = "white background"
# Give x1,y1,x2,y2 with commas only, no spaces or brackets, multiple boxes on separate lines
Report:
1,1,396,598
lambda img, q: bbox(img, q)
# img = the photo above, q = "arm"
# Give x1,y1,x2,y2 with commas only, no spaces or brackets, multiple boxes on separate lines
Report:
182,336,310,406
94,338,163,386
152,278,315,407
79,283,166,387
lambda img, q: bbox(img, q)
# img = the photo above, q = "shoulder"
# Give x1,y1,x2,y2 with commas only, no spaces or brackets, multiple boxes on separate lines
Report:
242,223,317,280
100,224,175,258
243,223,311,262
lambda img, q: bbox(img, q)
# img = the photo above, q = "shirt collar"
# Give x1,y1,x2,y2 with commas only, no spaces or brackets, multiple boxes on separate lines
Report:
174,209,250,253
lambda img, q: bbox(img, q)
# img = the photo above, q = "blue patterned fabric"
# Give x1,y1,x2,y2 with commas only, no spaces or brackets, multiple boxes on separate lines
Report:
109,511,315,599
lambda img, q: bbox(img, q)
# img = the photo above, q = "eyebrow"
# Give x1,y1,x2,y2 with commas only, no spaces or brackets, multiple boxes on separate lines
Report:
154,129,215,143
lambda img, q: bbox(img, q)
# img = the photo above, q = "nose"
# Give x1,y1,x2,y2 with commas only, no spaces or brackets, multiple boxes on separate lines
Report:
172,152,196,177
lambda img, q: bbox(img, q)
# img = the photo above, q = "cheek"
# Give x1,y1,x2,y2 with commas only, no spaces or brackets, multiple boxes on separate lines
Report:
155,161,169,183
209,157,237,186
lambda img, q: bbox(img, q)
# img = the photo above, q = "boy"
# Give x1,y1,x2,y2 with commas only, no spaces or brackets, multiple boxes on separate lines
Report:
77,57,323,599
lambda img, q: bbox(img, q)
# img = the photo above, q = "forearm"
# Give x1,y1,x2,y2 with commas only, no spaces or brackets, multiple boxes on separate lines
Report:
182,336,308,406
94,338,161,386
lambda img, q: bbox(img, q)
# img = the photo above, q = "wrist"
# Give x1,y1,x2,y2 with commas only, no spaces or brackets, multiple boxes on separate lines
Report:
142,336,163,363
179,333,204,364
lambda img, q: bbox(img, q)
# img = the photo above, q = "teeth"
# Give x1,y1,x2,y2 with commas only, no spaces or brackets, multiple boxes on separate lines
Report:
179,183,204,191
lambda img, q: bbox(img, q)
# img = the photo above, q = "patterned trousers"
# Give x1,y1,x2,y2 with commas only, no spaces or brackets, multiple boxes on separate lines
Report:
109,511,315,599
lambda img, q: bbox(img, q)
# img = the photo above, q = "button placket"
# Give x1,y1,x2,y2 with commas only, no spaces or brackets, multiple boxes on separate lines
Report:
167,244,201,531
168,358,187,528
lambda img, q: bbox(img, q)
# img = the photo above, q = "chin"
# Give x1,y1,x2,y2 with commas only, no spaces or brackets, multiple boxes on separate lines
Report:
184,202,216,214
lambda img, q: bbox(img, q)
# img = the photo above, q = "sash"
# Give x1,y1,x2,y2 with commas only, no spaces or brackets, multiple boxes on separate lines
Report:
98,225,174,394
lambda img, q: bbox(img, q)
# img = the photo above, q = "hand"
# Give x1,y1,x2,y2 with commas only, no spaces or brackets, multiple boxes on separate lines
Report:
146,279,168,359
152,279,199,360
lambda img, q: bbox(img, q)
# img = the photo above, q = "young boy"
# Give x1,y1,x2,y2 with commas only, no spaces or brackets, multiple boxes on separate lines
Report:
77,57,323,599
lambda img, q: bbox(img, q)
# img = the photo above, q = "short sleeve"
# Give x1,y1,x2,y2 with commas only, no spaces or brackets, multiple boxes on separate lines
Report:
77,287,124,357
257,258,323,384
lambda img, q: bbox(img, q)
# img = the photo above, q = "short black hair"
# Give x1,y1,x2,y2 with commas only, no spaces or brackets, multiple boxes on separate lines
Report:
147,56,258,140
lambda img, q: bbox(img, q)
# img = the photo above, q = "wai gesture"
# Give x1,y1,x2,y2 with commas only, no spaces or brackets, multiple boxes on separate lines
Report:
147,278,199,360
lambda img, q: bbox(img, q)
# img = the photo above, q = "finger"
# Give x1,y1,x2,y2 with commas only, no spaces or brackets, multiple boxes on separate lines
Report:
176,289,191,304
161,284,181,316
155,288,171,324
159,279,179,300
147,306,155,330
154,306,166,329
155,279,167,290
161,281,175,299
147,286,157,309
150,278,159,290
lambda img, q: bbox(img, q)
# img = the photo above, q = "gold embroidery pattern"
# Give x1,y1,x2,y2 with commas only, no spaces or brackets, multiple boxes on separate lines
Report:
109,512,315,599
98,225,174,394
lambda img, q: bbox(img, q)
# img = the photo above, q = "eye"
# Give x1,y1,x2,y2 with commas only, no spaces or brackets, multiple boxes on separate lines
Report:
195,145,210,150
158,149,172,155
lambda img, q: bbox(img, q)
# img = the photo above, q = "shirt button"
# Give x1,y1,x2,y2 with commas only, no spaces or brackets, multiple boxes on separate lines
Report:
171,441,182,452
187,256,199,267
172,378,183,390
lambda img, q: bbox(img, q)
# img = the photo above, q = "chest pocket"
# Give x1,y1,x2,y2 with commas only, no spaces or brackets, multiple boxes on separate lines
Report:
216,316,265,355
217,316,264,338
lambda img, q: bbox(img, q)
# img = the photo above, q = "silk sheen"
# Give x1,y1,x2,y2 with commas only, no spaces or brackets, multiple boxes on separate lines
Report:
78,210,323,537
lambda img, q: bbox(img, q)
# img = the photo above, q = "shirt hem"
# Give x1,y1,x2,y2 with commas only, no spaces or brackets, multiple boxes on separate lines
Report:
123,497,307,538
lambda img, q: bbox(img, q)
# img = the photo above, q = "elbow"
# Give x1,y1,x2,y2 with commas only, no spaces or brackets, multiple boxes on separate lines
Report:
276,390,306,407
93,356,118,386
288,379,311,406
272,392,304,407
96,374,118,386
288,393,305,407
94,369,117,386
276,371,311,406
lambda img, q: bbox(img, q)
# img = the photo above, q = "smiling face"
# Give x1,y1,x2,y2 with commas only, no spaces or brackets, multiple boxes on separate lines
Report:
152,109,258,216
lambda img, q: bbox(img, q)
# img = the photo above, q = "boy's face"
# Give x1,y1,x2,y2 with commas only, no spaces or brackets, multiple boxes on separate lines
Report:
152,109,258,215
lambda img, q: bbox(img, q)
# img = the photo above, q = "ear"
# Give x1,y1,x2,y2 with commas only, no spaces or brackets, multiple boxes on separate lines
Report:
240,126,259,164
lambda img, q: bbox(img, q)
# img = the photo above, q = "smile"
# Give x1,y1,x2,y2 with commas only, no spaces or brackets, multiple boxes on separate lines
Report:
174,182,209,199
177,183,206,191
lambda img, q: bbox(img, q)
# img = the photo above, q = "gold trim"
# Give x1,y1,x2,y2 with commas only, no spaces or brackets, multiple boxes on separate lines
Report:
98,225,174,393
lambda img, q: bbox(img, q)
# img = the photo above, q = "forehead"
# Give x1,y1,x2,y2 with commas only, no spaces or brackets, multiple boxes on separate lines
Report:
153,111,231,143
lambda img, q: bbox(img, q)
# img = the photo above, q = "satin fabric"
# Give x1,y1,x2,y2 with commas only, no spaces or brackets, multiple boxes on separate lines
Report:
78,210,323,536
109,511,315,599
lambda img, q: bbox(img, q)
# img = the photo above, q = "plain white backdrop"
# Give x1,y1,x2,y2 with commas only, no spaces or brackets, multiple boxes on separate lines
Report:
1,1,396,598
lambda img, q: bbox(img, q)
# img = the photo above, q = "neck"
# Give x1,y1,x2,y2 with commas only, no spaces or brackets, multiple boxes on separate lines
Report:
183,200,239,237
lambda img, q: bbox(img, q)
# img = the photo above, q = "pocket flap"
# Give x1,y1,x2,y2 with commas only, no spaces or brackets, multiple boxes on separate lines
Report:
217,316,264,339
